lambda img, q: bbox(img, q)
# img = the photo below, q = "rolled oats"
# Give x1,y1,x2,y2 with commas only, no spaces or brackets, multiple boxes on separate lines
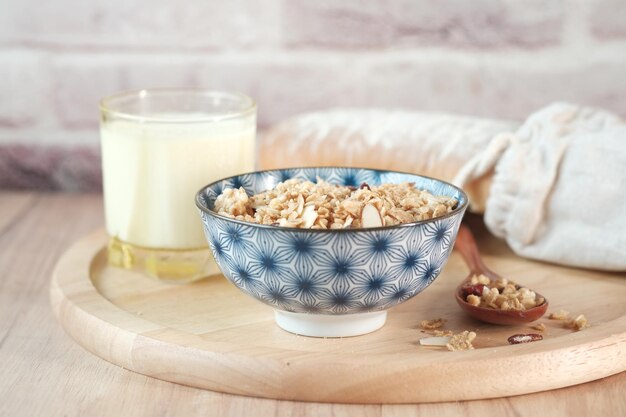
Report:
214,179,458,229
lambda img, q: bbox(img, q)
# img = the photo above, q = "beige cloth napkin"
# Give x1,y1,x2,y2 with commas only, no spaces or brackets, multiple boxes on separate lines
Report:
477,103,626,271
263,103,625,271
260,109,517,213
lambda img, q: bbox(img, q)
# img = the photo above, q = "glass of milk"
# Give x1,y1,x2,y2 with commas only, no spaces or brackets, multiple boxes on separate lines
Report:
99,89,256,282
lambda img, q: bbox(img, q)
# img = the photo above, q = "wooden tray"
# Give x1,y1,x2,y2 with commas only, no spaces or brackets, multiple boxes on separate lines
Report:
50,228,626,403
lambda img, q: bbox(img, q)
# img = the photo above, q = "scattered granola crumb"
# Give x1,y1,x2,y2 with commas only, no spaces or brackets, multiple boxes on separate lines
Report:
446,331,476,351
565,314,589,331
548,310,589,331
531,323,547,332
420,318,447,330
434,330,454,337
549,310,570,320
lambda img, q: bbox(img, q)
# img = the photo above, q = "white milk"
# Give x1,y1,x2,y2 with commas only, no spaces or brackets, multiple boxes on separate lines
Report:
101,115,255,249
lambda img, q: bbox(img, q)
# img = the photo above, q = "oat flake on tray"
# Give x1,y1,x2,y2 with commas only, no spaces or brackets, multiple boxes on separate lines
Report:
213,178,458,229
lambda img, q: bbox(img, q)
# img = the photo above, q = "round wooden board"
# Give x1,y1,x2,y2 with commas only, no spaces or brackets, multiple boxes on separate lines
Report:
50,228,626,404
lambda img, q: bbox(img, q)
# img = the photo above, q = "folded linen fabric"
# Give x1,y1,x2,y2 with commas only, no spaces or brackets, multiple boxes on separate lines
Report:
483,102,626,270
261,103,626,270
260,109,517,213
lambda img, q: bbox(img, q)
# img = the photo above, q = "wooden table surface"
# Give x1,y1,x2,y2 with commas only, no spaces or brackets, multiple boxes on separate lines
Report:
1,191,624,417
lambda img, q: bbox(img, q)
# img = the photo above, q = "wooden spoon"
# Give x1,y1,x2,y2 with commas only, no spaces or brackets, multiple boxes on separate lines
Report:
454,224,548,325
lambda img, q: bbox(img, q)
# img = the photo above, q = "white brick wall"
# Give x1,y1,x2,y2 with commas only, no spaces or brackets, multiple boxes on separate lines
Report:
0,0,625,189
591,0,626,38
282,0,565,48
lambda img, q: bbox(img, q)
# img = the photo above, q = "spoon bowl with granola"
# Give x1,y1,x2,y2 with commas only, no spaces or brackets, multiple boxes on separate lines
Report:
454,224,549,325
196,167,468,337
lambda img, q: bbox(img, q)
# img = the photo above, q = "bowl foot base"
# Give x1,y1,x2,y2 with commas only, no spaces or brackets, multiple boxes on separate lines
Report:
274,310,387,338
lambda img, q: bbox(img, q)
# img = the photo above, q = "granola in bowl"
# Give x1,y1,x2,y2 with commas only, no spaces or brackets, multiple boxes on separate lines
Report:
213,179,458,229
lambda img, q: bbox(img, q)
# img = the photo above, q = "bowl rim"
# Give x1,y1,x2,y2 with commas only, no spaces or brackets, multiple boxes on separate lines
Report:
195,166,469,233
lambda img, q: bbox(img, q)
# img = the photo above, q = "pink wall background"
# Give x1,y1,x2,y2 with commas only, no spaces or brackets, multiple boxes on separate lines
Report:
1,0,625,190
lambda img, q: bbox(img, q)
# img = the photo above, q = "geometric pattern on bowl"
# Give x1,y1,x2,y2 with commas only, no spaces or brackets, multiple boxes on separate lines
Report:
196,167,468,316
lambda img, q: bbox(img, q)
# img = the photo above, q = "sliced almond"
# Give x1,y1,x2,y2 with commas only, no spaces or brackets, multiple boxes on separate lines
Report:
301,204,318,228
361,204,383,228
343,215,354,229
481,285,490,297
419,336,451,346
296,194,305,215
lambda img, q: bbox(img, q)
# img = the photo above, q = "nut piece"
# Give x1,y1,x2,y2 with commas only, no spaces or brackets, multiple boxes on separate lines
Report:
361,204,383,228
419,336,450,347
301,204,318,228
420,318,447,330
549,310,570,320
446,331,476,351
508,333,543,344
531,323,547,332
565,314,588,331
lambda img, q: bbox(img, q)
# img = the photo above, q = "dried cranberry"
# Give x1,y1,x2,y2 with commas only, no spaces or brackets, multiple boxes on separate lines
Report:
461,284,485,298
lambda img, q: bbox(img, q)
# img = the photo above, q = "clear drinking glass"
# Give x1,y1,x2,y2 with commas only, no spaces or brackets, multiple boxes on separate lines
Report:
99,89,256,282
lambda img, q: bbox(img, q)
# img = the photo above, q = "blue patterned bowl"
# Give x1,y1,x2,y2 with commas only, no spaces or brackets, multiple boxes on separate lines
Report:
196,167,468,337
